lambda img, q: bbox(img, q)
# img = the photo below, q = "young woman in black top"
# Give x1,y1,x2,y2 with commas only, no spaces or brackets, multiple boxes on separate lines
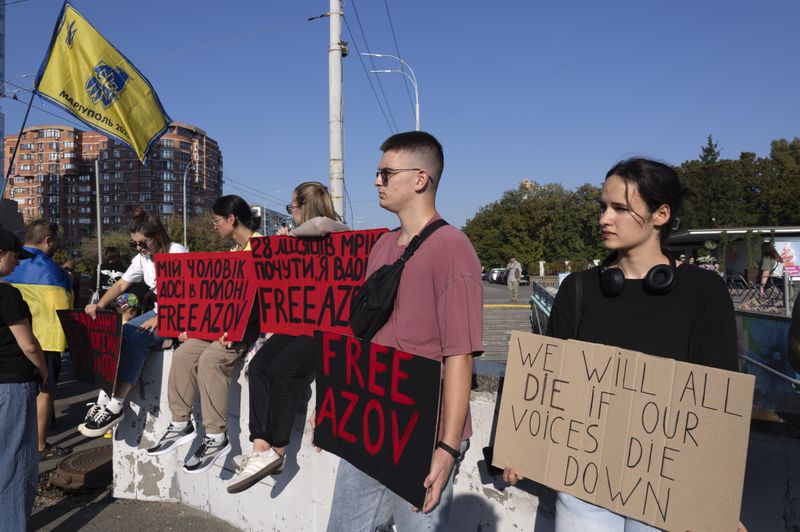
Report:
504,158,745,531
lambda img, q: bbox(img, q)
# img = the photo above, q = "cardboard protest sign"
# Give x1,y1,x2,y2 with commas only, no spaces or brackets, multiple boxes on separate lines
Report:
313,331,441,508
493,332,755,532
57,309,122,395
250,229,387,336
155,251,257,341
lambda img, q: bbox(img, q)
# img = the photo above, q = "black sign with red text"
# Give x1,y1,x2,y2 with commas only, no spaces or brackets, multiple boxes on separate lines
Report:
313,331,441,508
57,309,122,395
249,229,386,337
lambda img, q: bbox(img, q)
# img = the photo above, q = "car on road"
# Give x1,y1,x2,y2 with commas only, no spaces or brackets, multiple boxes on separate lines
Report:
499,267,529,286
489,268,505,283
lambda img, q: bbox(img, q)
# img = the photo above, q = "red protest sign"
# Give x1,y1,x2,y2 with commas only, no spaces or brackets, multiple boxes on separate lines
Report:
249,229,387,336
312,331,441,509
57,309,121,395
155,251,257,341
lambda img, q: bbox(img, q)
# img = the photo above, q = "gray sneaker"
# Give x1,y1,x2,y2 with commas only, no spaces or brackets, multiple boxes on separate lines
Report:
183,434,231,474
147,422,195,456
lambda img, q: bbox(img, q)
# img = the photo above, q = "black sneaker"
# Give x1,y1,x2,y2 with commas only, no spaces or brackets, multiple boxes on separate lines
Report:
79,406,125,438
183,434,231,474
147,422,195,456
77,402,103,432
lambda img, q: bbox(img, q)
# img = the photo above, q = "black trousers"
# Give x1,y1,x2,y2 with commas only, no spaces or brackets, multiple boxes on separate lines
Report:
247,333,317,448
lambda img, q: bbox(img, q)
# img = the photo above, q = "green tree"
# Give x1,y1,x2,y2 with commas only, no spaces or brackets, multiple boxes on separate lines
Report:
464,181,604,272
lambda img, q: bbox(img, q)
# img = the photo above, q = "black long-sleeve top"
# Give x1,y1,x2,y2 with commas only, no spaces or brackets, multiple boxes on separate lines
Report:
546,264,738,372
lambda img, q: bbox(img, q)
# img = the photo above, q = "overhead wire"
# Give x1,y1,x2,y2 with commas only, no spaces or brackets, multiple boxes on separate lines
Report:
3,82,289,213
383,0,416,119
349,0,399,132
341,16,395,133
344,182,355,226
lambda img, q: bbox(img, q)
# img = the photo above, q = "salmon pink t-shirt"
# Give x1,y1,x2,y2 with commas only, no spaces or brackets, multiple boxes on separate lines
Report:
368,215,484,440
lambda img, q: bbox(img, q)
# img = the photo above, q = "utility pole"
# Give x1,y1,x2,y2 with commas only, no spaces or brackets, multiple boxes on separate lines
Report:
329,0,345,219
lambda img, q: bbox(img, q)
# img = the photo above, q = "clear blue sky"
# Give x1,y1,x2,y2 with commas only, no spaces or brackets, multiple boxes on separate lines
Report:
4,0,800,230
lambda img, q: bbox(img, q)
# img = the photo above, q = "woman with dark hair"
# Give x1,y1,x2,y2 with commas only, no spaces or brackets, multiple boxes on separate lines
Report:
503,158,744,531
147,195,263,473
227,181,348,493
79,207,187,437
759,241,784,296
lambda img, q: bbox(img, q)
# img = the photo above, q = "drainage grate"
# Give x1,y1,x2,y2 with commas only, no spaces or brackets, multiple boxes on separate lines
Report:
50,444,112,491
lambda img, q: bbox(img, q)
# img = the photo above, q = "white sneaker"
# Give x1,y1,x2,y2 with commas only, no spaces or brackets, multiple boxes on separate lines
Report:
226,449,284,494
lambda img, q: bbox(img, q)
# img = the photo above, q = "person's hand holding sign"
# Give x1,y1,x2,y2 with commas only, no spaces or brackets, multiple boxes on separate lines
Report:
275,226,291,236
85,303,99,319
218,332,233,349
138,316,158,332
418,444,458,513
502,466,523,486
178,331,188,343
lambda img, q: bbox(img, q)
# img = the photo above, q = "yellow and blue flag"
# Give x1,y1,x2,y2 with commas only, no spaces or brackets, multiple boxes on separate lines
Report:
35,2,171,161
3,247,74,352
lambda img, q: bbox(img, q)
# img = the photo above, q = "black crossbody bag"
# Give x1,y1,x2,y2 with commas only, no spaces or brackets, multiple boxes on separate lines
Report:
349,219,448,341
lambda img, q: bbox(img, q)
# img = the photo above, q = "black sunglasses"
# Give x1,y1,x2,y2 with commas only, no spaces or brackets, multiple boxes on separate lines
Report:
375,167,421,186
129,239,151,249
286,203,302,215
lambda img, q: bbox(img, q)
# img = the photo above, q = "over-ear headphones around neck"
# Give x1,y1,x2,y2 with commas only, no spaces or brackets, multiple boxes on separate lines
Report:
598,251,677,297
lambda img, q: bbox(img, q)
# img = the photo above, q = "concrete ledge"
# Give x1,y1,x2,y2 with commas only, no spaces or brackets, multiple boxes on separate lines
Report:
113,349,547,531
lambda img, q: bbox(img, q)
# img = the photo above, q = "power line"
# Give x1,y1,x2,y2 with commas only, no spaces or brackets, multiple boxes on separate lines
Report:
344,182,354,226
383,0,416,119
349,0,399,131
342,15,395,133
223,175,285,204
4,81,284,210
1,84,102,133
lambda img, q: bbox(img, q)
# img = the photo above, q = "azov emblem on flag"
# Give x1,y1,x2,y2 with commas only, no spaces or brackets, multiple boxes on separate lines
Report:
85,62,129,108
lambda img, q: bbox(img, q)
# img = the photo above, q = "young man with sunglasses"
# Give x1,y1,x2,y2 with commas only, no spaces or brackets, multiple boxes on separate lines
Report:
326,132,484,531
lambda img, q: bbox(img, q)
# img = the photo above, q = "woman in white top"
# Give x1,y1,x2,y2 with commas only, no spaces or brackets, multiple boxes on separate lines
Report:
80,207,187,437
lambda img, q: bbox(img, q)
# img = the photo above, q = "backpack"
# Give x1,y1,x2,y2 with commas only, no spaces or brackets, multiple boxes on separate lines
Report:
349,219,448,341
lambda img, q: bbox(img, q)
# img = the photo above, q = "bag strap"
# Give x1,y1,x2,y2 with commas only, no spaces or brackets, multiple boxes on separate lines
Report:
573,272,582,339
400,219,449,262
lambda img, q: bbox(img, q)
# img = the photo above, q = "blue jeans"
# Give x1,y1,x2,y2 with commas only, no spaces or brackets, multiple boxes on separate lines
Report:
0,382,38,530
556,493,662,532
326,441,468,532
116,310,165,385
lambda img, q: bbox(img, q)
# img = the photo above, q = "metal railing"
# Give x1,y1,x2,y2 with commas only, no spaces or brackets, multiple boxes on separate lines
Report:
727,273,793,317
531,277,799,391
529,281,555,334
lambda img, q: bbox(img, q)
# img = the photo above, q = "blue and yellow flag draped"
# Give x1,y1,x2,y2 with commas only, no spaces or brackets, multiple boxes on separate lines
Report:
3,247,74,352
35,2,170,161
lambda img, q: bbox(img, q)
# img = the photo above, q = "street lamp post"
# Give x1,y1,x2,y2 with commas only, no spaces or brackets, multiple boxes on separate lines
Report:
361,53,420,131
182,163,195,248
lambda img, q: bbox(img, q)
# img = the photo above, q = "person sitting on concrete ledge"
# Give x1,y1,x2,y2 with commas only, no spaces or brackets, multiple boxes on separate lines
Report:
79,207,187,437
226,182,348,493
146,195,262,474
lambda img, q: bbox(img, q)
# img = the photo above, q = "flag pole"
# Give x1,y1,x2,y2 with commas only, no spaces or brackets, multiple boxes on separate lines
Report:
2,90,36,198
95,158,102,297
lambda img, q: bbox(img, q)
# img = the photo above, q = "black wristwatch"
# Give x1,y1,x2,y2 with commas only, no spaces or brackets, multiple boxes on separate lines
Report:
436,441,460,459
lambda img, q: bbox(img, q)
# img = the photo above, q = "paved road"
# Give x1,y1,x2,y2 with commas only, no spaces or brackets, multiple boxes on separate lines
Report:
483,278,534,304
31,357,239,532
